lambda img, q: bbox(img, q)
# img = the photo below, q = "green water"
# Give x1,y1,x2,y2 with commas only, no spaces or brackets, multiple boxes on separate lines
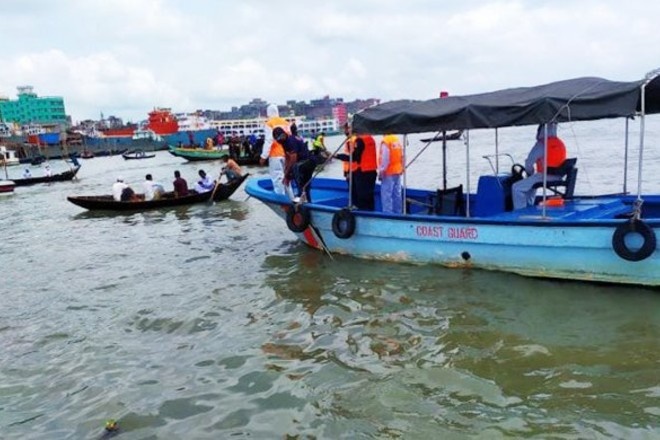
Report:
0,139,659,439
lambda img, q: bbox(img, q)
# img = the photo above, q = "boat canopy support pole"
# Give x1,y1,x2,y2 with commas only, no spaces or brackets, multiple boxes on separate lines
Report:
541,124,549,218
495,128,499,174
623,117,630,194
632,68,660,218
442,132,447,190
465,130,470,217
403,135,408,215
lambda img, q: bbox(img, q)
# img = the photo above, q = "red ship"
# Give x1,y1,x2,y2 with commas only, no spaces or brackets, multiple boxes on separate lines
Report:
147,108,179,135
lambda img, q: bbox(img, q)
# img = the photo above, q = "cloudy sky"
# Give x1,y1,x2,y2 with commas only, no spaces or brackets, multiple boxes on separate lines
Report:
1,0,658,124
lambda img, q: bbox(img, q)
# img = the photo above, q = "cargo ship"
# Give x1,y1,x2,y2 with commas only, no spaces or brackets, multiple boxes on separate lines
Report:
147,108,217,146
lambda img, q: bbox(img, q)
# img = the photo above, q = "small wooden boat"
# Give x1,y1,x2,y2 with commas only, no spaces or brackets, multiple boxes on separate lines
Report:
12,165,81,187
420,130,464,143
234,155,264,166
0,180,15,194
122,150,156,160
67,174,248,211
168,145,228,161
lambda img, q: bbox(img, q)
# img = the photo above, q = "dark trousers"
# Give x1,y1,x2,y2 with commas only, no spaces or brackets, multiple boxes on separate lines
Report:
293,159,316,201
350,170,376,210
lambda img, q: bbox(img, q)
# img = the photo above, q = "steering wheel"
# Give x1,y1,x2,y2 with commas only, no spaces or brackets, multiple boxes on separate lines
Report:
510,163,528,183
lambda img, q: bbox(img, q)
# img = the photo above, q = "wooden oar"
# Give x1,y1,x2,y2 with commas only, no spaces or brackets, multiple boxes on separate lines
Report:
209,172,223,203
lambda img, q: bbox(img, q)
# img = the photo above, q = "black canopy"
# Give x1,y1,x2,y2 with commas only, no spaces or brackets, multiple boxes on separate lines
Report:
352,74,660,135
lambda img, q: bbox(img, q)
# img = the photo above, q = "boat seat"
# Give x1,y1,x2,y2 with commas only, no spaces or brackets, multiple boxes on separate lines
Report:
428,184,464,216
532,158,578,199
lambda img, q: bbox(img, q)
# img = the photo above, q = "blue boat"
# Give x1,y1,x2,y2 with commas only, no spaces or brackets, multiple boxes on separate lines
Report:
246,70,660,287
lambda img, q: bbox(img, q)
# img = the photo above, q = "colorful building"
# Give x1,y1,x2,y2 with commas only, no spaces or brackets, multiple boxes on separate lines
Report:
0,86,67,126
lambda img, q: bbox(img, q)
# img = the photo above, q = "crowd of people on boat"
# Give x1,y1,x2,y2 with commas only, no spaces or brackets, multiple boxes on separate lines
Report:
257,103,402,212
110,160,244,202
257,102,568,214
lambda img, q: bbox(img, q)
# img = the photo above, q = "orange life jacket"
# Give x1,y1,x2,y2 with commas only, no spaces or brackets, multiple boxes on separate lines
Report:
358,135,377,172
535,137,567,173
381,135,404,176
266,117,290,158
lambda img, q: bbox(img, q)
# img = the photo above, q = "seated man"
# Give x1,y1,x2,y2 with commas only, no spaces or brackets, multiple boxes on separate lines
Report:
143,173,164,201
512,122,567,210
194,169,215,193
112,176,128,201
173,170,189,197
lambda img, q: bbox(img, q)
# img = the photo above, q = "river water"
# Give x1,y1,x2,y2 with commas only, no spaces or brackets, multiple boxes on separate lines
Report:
1,120,659,439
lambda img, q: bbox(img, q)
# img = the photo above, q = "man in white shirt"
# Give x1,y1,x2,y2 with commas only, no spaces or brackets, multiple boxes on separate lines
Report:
142,174,164,201
112,177,128,201
194,169,215,193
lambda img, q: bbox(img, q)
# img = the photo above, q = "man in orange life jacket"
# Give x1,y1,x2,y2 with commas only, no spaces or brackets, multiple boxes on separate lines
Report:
260,104,292,197
378,134,404,213
335,123,378,210
512,122,567,210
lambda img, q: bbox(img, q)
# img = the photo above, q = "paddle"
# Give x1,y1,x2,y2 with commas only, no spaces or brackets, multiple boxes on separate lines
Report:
209,171,223,203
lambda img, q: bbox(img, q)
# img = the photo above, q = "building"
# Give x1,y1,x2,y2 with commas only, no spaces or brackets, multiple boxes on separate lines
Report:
0,86,68,126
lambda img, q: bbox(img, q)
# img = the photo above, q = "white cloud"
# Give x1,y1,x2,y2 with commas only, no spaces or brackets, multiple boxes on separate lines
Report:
1,0,660,122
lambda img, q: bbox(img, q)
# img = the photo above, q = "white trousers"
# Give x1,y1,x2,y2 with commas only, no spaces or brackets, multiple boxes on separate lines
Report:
268,157,292,198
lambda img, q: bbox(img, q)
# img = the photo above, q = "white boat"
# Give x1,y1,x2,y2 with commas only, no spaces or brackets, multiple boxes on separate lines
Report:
0,146,20,166
246,69,660,287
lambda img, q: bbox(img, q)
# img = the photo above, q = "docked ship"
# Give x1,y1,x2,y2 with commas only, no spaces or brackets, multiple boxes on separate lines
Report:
146,108,217,146
209,116,341,138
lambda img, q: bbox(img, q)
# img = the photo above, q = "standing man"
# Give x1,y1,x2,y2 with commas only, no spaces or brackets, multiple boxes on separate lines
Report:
378,134,404,213
335,124,378,210
260,103,292,197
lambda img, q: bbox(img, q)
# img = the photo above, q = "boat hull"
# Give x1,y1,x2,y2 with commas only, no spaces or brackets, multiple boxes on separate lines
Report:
68,174,248,211
0,180,15,194
12,166,81,186
168,146,228,161
246,177,660,286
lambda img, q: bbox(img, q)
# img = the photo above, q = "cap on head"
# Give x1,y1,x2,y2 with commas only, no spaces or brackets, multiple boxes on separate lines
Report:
272,127,288,142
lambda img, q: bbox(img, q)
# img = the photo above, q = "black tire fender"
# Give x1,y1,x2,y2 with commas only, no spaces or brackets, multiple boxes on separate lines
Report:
286,204,311,233
612,219,656,262
332,208,356,239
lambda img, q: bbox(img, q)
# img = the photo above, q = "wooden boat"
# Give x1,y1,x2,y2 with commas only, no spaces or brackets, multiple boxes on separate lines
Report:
67,174,248,211
122,150,156,160
0,180,15,194
419,130,464,143
234,155,264,166
168,145,228,161
12,165,81,187
246,70,660,287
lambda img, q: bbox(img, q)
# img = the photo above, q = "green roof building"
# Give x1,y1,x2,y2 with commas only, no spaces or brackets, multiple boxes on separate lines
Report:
0,86,67,126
